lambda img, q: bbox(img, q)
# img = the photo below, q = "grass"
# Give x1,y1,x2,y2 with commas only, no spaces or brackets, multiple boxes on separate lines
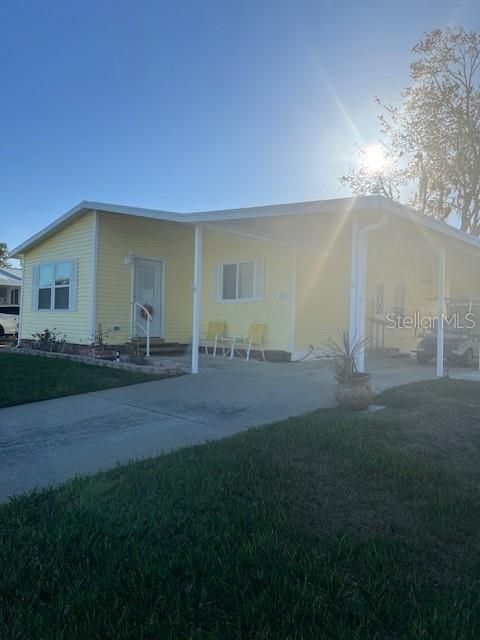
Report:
2,378,480,638
0,352,166,408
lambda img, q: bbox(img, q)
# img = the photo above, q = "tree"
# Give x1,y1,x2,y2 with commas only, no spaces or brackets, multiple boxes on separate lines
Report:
340,27,480,235
0,243,10,267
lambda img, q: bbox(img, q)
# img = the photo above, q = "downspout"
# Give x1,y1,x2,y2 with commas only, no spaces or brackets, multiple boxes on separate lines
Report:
90,211,99,342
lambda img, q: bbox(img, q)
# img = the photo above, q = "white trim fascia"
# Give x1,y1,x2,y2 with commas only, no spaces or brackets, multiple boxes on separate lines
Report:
90,210,99,342
366,196,480,251
187,196,378,222
10,201,184,257
203,222,293,246
0,267,22,282
0,276,22,287
11,195,480,259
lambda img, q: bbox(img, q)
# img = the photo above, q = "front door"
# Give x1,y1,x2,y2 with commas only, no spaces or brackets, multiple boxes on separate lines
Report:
134,259,163,337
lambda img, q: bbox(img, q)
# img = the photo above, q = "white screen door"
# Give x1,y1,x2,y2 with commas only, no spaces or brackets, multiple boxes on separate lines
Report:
134,259,163,337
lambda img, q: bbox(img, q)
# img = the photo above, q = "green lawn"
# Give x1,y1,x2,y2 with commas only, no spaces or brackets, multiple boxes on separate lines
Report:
0,352,165,408
2,379,480,639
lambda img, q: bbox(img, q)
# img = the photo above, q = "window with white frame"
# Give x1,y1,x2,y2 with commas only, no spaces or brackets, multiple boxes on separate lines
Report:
215,259,264,302
34,261,76,311
10,288,19,305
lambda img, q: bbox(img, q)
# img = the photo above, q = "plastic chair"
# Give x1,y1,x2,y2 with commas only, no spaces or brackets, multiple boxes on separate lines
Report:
224,322,266,361
201,321,226,357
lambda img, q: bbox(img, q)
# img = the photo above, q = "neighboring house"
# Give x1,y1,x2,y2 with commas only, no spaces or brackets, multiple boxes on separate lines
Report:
0,266,22,314
10,195,480,376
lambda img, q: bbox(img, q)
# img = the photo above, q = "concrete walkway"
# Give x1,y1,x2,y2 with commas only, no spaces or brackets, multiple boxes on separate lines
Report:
0,355,437,501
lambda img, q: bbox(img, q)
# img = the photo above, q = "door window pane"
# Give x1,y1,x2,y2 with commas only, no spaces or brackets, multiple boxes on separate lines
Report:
222,264,237,299
38,288,52,309
54,287,69,309
55,262,71,286
39,264,53,287
139,264,156,300
238,262,254,299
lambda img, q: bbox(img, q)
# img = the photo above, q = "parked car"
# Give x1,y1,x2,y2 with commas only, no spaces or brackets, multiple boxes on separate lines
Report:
414,329,480,367
0,312,19,339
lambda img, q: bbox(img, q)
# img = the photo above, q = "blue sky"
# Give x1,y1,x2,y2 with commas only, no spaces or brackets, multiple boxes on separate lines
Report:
2,0,478,251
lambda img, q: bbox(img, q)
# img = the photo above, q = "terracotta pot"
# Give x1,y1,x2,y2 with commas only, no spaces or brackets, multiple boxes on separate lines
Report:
92,348,116,361
334,373,375,410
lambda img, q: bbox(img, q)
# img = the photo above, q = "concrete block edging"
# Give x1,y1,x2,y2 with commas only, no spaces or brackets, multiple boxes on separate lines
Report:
2,347,183,377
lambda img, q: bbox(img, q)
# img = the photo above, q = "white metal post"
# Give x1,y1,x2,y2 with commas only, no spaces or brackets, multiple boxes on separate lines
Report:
436,246,446,377
191,224,203,374
356,232,368,373
350,217,388,374
349,219,360,352
146,314,150,357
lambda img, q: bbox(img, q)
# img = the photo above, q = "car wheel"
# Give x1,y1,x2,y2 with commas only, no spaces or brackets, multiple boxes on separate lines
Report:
463,348,474,368
416,352,431,365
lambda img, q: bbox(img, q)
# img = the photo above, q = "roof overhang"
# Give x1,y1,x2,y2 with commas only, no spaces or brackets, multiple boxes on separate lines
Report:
10,195,480,257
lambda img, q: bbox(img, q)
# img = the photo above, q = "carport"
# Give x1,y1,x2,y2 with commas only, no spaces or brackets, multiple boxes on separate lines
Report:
188,196,480,378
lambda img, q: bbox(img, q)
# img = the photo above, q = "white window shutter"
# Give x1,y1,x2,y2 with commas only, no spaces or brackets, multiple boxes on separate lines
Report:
31,265,39,311
69,259,78,311
213,264,223,302
253,258,265,302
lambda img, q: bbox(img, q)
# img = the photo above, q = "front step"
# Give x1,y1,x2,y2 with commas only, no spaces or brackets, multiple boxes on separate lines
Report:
129,340,188,356
149,344,188,356
133,337,165,347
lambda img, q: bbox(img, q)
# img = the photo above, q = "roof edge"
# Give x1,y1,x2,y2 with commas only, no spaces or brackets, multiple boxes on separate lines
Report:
10,194,480,257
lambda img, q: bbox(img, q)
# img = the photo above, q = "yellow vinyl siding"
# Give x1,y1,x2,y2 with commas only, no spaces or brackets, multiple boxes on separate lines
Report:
294,250,351,352
21,213,95,344
95,213,194,344
201,229,295,352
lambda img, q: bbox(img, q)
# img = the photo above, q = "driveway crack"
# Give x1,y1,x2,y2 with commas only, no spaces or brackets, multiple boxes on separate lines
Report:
99,396,219,429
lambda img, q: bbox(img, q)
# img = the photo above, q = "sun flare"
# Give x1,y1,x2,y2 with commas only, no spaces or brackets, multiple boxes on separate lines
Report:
361,143,388,174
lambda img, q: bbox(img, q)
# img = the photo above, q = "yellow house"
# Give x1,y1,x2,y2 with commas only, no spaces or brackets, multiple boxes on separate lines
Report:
11,196,480,376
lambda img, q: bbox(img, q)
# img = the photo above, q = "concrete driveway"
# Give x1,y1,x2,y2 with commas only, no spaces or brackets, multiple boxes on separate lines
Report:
0,354,437,501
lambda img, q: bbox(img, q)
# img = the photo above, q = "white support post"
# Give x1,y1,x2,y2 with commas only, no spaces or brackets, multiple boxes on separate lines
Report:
356,232,369,373
350,217,388,374
349,219,360,353
191,224,203,374
436,246,446,377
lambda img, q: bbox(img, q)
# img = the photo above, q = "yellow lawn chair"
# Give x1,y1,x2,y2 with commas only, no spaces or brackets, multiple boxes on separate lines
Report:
224,321,266,361
201,321,226,357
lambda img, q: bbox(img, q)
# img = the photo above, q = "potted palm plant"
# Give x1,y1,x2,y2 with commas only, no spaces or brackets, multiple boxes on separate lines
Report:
323,330,375,410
